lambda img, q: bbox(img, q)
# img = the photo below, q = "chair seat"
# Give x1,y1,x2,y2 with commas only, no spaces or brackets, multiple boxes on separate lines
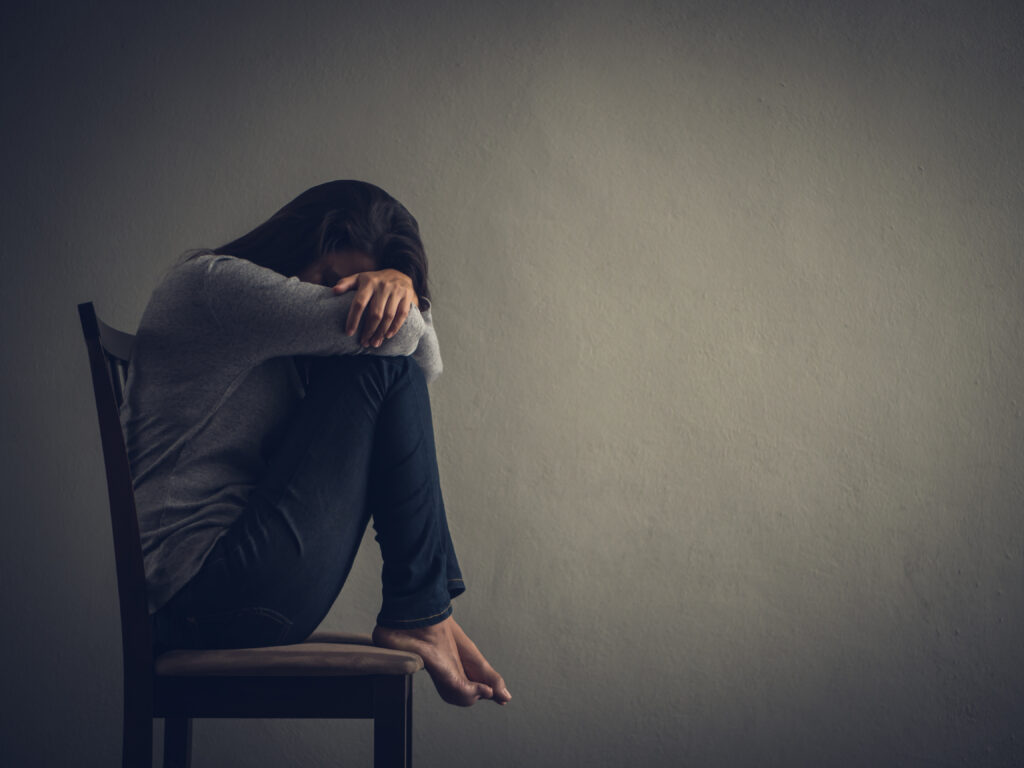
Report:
155,632,423,677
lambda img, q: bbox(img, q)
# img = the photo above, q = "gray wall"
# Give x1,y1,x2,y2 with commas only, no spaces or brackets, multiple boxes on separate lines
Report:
2,1,1022,766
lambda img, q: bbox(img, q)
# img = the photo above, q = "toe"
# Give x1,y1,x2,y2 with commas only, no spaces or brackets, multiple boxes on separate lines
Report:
490,677,511,704
473,682,495,701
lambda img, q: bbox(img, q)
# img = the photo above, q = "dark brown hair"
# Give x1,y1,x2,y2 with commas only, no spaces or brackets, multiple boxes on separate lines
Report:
194,180,430,300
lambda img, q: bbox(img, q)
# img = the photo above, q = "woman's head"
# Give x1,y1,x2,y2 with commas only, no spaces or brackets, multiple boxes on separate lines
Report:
210,180,429,300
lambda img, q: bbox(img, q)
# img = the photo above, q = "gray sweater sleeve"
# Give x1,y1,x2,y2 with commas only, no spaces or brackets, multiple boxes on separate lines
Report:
198,253,442,381
412,307,443,383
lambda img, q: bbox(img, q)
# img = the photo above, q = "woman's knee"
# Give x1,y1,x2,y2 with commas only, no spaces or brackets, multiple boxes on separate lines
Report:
308,354,419,380
304,356,425,405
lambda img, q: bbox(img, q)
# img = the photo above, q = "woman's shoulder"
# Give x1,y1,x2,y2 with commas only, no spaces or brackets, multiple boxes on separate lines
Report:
176,251,301,294
156,250,227,291
174,250,244,278
141,253,260,331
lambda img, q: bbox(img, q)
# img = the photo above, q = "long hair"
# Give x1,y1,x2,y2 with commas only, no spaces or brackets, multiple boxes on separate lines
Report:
193,180,430,300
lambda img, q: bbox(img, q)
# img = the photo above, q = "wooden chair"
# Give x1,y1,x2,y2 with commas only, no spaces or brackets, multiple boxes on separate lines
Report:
78,301,423,768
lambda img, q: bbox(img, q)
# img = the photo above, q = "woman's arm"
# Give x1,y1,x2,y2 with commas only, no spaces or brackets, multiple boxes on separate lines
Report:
197,253,425,362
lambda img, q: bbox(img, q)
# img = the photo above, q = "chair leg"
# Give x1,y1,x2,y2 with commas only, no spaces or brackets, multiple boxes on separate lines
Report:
405,677,414,767
122,707,152,768
163,716,192,768
374,676,412,768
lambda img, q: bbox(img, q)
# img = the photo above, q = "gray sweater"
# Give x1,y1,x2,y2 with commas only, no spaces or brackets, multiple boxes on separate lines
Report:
120,252,442,614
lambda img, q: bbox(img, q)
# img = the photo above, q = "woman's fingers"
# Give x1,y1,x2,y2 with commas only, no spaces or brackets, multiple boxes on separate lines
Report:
345,279,374,337
335,270,416,344
365,292,401,347
384,295,412,340
332,274,359,295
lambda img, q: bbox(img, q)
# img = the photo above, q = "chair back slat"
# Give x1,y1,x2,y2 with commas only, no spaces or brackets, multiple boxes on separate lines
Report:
78,302,155,703
96,316,135,366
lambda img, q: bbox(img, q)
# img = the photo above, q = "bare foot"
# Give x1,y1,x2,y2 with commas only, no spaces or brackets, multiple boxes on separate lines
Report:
449,618,512,705
373,618,493,706
373,617,510,707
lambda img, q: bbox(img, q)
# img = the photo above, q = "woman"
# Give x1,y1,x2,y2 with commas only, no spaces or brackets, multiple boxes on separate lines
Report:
121,180,510,707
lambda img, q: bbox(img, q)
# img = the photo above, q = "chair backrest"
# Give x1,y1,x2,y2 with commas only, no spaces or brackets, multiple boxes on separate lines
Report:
78,302,155,689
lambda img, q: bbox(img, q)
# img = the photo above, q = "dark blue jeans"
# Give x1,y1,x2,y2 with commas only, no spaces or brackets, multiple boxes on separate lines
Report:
152,355,464,652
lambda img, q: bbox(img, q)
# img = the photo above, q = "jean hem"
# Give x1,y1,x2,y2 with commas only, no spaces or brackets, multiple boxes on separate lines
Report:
376,601,453,629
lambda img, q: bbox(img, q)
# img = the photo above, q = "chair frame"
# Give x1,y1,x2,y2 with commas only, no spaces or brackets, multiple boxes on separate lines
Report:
78,301,415,768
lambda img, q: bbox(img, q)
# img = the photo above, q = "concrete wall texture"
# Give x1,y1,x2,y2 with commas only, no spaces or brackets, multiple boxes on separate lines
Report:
2,1,1022,765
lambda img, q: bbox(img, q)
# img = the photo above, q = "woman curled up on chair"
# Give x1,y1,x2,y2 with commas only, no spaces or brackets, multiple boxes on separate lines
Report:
122,180,510,707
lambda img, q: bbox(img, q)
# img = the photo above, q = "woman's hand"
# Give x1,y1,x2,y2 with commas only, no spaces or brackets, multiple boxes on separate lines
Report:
332,269,420,347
